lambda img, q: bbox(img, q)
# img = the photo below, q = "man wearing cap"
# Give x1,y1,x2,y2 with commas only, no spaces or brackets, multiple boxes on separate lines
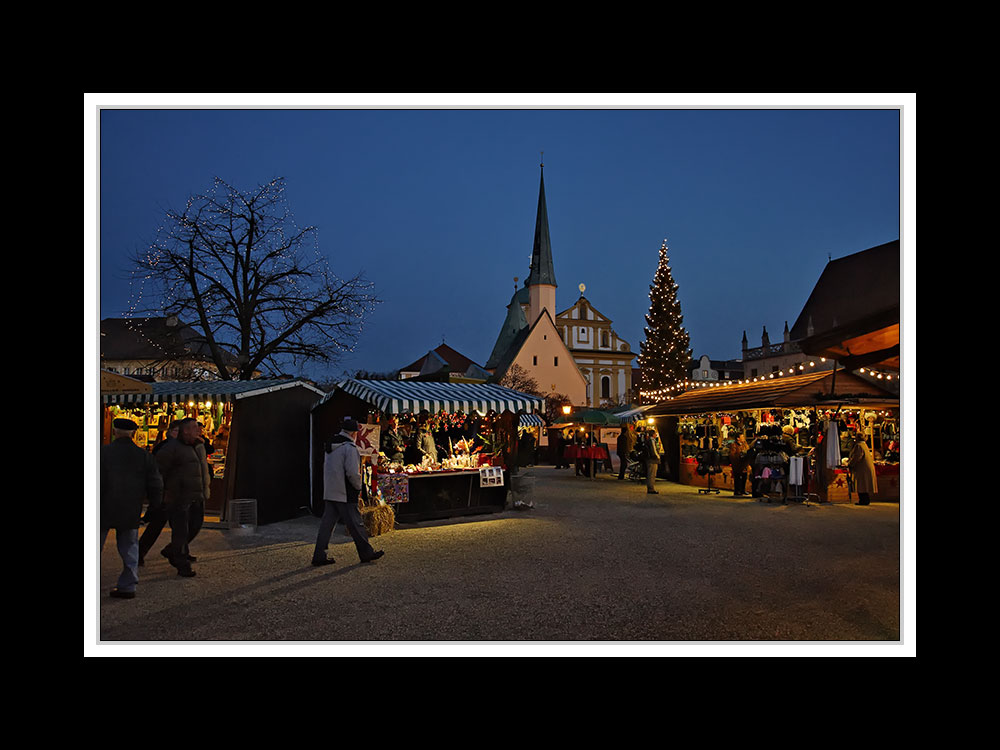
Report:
312,417,385,566
101,419,164,599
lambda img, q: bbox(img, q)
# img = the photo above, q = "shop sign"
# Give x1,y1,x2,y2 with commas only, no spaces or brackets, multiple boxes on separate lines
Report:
377,473,409,504
355,424,381,458
479,466,504,487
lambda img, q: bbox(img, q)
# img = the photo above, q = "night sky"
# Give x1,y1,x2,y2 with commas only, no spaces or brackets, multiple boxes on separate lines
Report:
89,95,906,382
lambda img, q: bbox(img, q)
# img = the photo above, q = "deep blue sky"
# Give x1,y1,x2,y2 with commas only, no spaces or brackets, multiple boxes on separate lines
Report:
93,100,903,381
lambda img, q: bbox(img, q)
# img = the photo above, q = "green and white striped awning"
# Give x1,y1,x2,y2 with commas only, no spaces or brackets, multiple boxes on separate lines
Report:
101,378,324,405
324,379,545,415
519,413,545,427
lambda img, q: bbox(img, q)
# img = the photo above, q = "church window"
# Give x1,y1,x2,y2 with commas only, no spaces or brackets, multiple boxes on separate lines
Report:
601,376,611,399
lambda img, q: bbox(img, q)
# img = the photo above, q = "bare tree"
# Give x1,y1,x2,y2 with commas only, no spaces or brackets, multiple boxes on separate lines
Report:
497,363,542,396
127,177,380,380
544,392,573,424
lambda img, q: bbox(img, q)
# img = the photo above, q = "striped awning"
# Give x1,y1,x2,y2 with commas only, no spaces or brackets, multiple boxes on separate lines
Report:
101,378,324,405
519,413,545,427
325,379,545,415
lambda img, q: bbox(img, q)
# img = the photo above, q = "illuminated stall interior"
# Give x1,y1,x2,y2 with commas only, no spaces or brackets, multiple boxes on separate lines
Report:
101,379,323,523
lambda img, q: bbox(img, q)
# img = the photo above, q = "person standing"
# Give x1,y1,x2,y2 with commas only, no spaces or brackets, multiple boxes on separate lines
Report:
729,433,750,496
848,431,878,505
551,429,568,469
312,417,385,566
574,430,587,476
617,424,636,480
418,424,438,465
381,418,406,464
640,427,662,494
186,420,211,553
137,419,181,565
155,418,210,577
101,419,163,598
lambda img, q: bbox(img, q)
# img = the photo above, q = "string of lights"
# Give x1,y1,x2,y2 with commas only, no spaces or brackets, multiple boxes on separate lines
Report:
640,358,900,401
638,239,691,396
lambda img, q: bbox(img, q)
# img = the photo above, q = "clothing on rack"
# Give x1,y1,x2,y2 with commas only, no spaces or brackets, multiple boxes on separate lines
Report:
789,456,804,486
825,421,840,466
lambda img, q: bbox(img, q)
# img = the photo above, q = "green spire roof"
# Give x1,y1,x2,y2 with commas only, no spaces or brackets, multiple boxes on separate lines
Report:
526,164,557,288
484,287,529,370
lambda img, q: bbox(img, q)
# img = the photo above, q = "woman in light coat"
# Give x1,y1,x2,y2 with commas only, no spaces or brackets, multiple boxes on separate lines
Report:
848,431,878,505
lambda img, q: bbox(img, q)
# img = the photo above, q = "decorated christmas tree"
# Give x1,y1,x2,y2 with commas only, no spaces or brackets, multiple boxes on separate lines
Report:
640,239,691,401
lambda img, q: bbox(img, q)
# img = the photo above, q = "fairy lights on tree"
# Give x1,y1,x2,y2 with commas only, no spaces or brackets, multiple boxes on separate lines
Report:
126,176,380,380
639,239,691,402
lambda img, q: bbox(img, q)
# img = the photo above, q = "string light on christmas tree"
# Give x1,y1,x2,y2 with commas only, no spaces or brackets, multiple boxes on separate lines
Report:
639,239,691,402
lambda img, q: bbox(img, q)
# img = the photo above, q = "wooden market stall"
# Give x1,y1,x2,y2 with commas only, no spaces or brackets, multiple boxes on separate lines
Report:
311,379,545,523
101,378,324,524
641,369,900,502
555,409,617,478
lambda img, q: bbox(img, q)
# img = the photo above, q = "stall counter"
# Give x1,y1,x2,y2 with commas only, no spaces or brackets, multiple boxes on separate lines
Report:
377,468,509,523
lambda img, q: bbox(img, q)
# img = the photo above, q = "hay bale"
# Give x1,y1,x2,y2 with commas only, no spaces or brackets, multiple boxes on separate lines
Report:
360,503,395,536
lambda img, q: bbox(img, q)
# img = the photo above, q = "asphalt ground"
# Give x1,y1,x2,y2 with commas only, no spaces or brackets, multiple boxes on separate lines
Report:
90,466,909,654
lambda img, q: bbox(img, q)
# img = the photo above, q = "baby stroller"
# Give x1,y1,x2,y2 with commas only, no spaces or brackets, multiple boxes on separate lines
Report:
625,450,644,482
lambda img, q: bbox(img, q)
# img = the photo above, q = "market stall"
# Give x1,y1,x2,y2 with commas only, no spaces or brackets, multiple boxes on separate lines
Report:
641,369,900,503
517,413,545,466
102,378,324,523
311,379,545,523
553,409,617,478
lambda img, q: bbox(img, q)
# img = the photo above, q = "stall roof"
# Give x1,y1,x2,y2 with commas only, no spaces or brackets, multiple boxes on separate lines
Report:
643,369,898,417
101,370,153,395
320,378,545,415
616,405,653,423
102,378,324,405
790,240,900,371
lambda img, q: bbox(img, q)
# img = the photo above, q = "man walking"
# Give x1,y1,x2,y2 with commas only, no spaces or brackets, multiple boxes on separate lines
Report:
101,418,163,598
155,417,210,577
312,417,385,566
138,419,180,565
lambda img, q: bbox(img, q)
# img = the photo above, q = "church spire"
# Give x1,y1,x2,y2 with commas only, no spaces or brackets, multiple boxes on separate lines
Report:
526,159,557,288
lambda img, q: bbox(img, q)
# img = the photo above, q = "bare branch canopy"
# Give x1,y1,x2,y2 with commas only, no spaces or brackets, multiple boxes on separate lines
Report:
128,177,380,380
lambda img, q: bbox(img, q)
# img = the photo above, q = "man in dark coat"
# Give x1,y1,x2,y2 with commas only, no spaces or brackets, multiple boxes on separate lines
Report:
137,419,180,565
155,417,210,577
380,418,406,464
101,418,163,598
617,424,637,480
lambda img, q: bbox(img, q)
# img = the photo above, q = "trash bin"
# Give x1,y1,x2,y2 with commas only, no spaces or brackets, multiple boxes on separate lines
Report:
228,499,257,532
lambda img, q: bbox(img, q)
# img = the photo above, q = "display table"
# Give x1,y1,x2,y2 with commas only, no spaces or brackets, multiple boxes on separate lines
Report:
563,445,610,460
378,469,509,523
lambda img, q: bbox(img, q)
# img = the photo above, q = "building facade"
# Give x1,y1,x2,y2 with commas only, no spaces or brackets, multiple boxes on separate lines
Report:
740,322,835,381
556,294,635,406
485,163,634,407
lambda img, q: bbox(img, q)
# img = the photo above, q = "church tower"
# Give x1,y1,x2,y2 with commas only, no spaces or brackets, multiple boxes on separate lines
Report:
527,160,557,325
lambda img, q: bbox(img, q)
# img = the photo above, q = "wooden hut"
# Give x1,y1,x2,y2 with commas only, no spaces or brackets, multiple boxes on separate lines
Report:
101,378,324,524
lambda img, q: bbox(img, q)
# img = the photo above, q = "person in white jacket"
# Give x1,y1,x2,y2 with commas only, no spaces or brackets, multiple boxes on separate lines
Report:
312,417,385,566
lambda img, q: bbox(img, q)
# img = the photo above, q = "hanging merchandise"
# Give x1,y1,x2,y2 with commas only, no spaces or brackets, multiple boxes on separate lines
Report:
825,420,841,466
789,456,804,486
